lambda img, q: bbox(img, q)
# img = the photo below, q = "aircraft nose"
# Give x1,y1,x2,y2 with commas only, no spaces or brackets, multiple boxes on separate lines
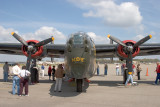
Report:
70,47,86,63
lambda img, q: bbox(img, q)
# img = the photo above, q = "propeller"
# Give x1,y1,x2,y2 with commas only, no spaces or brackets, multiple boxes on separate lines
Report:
107,34,152,73
133,35,152,47
11,32,28,46
34,37,54,47
107,35,127,47
11,32,54,70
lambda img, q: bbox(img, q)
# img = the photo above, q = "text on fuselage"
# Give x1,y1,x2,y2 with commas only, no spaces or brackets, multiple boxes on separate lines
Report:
72,57,85,62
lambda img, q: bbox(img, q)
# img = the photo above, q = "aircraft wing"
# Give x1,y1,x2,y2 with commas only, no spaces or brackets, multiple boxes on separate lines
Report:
0,43,65,58
45,44,65,58
138,43,160,56
0,43,23,55
0,43,160,59
95,44,116,58
95,43,160,58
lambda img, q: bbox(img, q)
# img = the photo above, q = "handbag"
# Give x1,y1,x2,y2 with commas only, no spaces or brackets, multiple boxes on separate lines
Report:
24,70,29,80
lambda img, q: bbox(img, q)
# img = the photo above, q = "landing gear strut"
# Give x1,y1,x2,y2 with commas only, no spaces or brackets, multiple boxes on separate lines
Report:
76,79,83,92
123,68,128,84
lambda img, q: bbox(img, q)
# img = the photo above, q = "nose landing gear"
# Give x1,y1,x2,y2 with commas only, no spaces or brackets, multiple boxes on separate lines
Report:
76,79,83,92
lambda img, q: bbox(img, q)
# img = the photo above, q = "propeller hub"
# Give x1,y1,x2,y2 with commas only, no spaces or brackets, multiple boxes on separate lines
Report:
127,46,133,52
117,40,140,58
28,45,34,51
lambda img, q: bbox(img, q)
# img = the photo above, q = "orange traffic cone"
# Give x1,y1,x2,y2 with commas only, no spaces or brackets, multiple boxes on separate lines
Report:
146,68,149,76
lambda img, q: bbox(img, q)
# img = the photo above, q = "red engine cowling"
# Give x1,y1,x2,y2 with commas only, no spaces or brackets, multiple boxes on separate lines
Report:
21,40,43,58
117,40,140,59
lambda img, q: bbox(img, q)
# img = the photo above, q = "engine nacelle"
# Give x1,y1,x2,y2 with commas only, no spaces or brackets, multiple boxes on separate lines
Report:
116,40,140,59
22,40,43,58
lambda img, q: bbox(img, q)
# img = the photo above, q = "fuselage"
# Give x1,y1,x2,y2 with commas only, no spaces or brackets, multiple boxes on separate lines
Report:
64,32,96,79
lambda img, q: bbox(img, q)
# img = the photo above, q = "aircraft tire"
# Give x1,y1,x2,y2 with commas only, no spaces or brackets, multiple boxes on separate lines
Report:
76,79,82,92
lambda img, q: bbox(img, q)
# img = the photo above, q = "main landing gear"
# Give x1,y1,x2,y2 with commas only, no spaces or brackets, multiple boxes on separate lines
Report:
123,68,128,84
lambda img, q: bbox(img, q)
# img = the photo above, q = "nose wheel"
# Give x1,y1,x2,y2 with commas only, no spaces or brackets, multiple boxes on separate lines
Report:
76,79,83,92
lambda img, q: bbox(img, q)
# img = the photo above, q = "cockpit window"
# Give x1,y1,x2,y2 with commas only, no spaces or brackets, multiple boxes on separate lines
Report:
73,34,83,44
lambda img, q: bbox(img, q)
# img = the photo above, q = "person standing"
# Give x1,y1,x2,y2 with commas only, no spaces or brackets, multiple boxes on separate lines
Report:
97,62,100,75
19,66,30,96
12,63,21,95
3,62,9,82
116,64,120,76
37,64,41,82
52,66,56,81
48,65,52,80
41,64,45,77
154,62,160,85
132,64,136,76
104,63,108,75
136,64,142,80
62,64,65,79
125,71,133,86
121,63,126,76
54,64,64,92
31,66,38,84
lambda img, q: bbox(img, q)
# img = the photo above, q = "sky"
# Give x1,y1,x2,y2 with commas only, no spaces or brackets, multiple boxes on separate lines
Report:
0,0,160,62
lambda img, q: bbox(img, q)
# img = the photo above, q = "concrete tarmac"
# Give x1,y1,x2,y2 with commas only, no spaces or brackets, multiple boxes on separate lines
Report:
0,63,160,107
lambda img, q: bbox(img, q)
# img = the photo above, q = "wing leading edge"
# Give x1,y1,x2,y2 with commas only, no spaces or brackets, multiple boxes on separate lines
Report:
0,43,160,59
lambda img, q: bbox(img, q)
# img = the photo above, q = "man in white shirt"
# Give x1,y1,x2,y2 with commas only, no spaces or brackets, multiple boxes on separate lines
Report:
19,66,30,96
12,63,21,95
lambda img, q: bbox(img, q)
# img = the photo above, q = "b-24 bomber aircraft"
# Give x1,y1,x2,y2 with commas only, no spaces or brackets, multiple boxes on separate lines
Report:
0,32,160,92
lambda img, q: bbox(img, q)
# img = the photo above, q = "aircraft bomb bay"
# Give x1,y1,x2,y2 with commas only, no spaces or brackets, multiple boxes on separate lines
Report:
0,63,160,107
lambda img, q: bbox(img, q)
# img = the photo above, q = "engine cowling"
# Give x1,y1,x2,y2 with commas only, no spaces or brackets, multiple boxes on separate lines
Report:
21,40,43,58
116,40,140,59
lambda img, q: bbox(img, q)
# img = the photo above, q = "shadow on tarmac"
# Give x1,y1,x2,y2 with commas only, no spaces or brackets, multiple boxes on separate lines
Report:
49,80,89,97
0,79,12,82
0,78,156,97
90,80,155,87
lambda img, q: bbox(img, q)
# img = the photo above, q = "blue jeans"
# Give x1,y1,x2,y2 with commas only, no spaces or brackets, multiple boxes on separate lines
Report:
97,68,99,75
155,73,160,84
116,68,119,75
3,72,8,82
104,69,107,75
12,76,20,95
121,68,124,76
125,74,133,85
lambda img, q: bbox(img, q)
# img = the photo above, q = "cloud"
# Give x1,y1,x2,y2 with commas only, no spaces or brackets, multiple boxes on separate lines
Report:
23,26,66,43
0,25,114,44
133,32,159,43
87,32,109,44
0,26,66,44
133,34,144,41
68,0,142,27
0,26,18,42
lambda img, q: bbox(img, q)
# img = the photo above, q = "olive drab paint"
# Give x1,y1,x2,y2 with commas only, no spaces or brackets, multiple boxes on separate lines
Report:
64,32,96,79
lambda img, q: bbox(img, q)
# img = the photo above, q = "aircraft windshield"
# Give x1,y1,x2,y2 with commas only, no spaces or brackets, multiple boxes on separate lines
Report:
73,34,83,44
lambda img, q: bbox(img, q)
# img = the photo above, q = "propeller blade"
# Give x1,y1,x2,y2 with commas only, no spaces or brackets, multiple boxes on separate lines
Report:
34,37,54,47
26,52,32,70
107,35,127,47
134,35,152,47
11,32,28,46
